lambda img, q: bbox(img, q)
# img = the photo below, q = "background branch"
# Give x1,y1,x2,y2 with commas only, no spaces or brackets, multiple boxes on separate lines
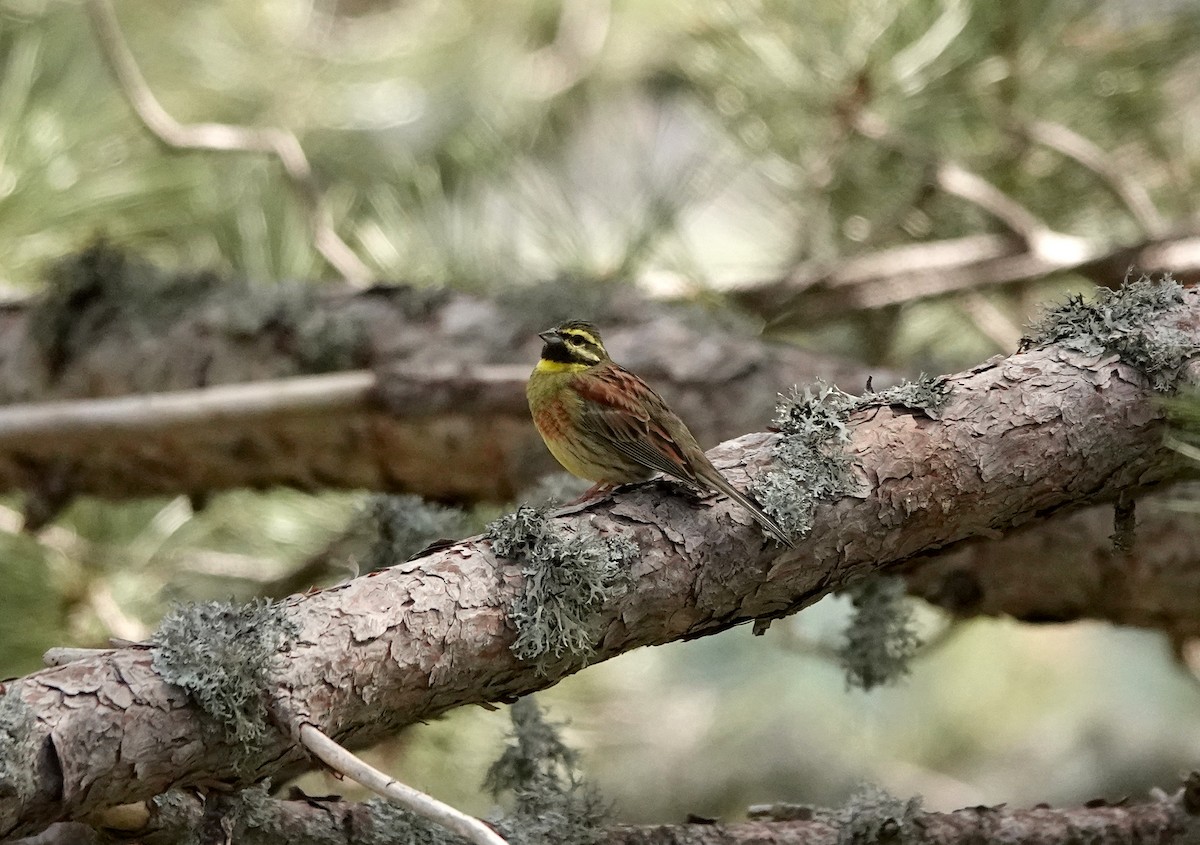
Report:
12,778,1200,845
83,0,371,285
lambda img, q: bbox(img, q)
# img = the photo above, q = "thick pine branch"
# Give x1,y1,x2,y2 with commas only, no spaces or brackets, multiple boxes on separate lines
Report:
15,779,1200,845
0,249,866,506
2,290,1196,837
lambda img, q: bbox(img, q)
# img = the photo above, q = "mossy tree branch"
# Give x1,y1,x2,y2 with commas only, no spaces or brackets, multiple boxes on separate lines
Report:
12,777,1200,845
0,245,869,508
2,284,1197,837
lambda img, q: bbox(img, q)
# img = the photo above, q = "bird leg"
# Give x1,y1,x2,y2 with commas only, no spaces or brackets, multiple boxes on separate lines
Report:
566,482,616,505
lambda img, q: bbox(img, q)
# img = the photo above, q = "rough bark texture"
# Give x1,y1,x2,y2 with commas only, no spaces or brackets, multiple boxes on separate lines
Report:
11,784,1200,845
904,489,1200,635
0,248,872,504
3,290,1196,837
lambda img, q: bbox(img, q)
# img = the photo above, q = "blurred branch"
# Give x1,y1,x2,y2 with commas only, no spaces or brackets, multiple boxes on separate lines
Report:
1022,119,1167,238
956,290,1022,352
83,0,372,285
734,113,1199,327
4,300,1195,834
0,265,873,503
732,230,1200,327
855,111,1095,263
0,372,377,440
13,779,1200,845
520,0,612,99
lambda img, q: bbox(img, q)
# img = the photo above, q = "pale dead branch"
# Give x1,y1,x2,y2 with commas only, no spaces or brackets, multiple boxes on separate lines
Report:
298,724,509,845
83,0,372,285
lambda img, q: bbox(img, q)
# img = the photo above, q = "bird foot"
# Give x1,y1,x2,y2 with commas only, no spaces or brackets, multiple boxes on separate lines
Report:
566,482,616,506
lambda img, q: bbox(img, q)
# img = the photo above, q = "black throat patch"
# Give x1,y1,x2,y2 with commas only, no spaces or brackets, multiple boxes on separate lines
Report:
541,338,579,364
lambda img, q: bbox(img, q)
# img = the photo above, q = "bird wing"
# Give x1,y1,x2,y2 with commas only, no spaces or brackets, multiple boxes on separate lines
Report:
570,364,703,485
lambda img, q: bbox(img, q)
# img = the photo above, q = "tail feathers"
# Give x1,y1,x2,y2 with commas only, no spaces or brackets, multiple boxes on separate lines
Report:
703,471,796,548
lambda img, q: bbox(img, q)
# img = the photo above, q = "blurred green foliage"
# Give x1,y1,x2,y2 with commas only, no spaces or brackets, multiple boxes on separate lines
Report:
0,0,1199,829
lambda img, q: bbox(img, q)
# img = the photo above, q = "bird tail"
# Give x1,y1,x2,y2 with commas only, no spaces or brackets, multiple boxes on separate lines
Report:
703,471,795,548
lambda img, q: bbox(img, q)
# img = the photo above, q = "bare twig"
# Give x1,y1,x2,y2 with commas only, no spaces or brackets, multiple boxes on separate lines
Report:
956,290,1023,352
42,647,118,667
84,0,372,285
1023,120,1167,238
0,371,376,441
298,723,509,845
521,0,612,99
854,111,1096,262
730,229,1200,327
933,161,1095,264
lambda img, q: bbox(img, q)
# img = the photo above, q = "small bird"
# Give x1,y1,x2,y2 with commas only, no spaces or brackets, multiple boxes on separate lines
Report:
527,320,794,547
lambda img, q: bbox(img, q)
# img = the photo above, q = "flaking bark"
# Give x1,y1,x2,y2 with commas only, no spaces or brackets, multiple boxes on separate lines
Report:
2,291,1196,837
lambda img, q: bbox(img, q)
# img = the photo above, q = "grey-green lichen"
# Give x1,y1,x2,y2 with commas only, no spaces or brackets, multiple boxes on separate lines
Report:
151,599,298,752
361,494,470,570
484,698,607,845
751,383,861,539
363,798,468,845
487,507,636,670
29,241,367,378
0,688,37,806
1025,274,1198,391
839,576,922,691
858,374,952,419
148,791,202,845
748,783,923,843
820,784,923,845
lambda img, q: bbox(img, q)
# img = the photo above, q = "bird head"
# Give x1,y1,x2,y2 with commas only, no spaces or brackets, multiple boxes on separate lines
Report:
537,320,610,368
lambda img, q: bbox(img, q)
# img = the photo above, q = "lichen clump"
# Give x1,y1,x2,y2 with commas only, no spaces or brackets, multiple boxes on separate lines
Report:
487,507,636,669
839,576,922,691
751,383,861,539
484,698,607,845
0,689,37,805
857,373,951,418
1026,274,1197,391
820,784,923,845
360,494,469,570
151,599,298,751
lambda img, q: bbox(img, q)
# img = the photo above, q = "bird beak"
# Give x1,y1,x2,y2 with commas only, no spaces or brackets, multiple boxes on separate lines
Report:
538,329,559,344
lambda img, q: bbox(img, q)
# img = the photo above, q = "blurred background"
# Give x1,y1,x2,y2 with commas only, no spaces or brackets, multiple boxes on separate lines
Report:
2,0,1200,826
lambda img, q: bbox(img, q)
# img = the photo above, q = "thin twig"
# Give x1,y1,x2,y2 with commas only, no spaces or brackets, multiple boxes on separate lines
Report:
298,723,510,845
854,111,1096,263
521,0,612,99
43,647,118,667
1023,120,1167,238
0,371,376,441
933,161,1095,264
84,0,372,285
957,290,1023,352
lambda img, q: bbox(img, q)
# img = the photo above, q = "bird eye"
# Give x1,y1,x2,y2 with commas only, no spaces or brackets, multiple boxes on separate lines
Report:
566,334,584,346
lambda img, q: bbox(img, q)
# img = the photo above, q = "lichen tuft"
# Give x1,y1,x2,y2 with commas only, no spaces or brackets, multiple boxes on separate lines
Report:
1026,274,1197,391
487,507,636,670
361,494,469,570
752,383,861,539
363,798,468,845
485,698,607,845
858,374,952,418
151,599,298,752
0,689,37,805
817,783,923,845
839,576,922,691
